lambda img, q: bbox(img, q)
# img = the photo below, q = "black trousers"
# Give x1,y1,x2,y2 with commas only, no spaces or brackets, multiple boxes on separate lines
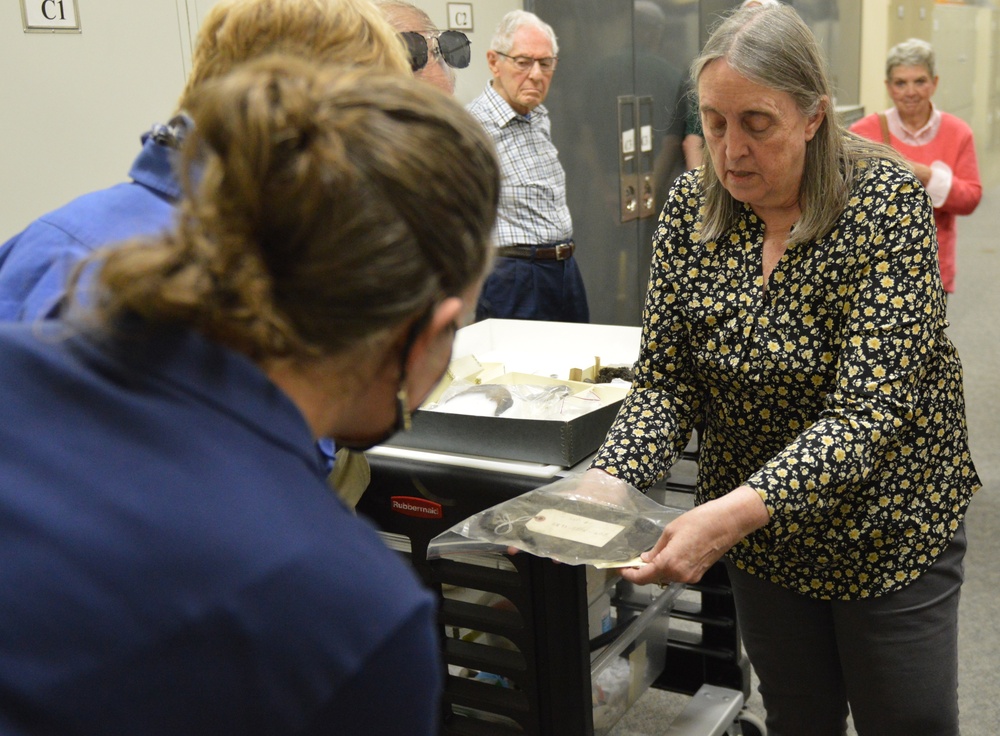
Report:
725,524,966,736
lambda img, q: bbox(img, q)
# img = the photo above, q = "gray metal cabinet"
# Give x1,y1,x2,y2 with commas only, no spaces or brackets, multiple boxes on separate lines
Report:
526,0,861,327
526,0,711,326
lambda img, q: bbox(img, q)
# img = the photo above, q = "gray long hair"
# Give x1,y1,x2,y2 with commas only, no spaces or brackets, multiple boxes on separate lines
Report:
691,5,886,246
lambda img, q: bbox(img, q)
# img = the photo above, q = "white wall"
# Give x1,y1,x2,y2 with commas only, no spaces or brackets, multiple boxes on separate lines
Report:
0,0,518,239
858,0,890,119
1,0,194,237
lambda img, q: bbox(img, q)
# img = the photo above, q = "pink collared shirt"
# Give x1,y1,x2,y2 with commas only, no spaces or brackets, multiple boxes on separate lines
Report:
884,105,950,207
884,104,941,145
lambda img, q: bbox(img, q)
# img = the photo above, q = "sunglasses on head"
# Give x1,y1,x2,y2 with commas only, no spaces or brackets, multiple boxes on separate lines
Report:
402,30,471,73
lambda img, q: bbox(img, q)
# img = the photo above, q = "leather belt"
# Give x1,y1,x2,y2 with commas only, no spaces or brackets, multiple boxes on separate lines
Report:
496,240,575,261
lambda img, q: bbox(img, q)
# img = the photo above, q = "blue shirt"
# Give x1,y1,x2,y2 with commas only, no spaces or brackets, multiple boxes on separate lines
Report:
0,132,180,321
0,320,441,734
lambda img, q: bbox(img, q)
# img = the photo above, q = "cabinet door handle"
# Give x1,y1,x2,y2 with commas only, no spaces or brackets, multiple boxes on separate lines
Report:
618,95,639,223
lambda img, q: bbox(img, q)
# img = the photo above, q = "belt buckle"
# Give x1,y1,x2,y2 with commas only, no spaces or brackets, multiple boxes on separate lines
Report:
554,242,572,261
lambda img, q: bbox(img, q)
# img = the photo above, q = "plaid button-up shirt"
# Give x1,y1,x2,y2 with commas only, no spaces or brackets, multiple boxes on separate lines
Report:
467,82,573,248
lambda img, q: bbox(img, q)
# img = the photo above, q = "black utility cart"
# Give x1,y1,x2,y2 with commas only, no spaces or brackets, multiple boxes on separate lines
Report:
357,441,764,735
356,319,764,735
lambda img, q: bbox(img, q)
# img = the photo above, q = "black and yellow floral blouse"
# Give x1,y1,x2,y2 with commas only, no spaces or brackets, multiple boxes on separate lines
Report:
592,157,980,600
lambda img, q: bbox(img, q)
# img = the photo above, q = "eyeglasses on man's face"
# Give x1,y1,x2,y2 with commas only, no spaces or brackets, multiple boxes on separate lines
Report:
402,30,471,73
496,52,558,74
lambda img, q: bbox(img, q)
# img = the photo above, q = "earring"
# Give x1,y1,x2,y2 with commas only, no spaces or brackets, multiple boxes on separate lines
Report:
396,387,413,432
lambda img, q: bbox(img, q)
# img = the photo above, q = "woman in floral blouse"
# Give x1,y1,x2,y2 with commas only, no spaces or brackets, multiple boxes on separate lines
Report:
588,5,980,735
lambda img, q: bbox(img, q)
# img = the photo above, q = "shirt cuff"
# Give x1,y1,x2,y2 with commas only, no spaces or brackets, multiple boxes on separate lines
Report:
925,161,952,208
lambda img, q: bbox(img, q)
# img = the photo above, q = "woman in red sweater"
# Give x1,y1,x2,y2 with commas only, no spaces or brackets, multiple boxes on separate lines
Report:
850,37,982,297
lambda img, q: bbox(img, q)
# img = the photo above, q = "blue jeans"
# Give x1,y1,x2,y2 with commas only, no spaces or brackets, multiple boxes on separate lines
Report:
475,254,589,323
725,524,966,736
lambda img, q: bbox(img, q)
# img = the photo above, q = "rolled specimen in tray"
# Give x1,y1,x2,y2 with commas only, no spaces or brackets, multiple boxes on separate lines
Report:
438,383,515,416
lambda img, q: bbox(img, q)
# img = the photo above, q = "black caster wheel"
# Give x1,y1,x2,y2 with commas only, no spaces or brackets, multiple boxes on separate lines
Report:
735,711,766,736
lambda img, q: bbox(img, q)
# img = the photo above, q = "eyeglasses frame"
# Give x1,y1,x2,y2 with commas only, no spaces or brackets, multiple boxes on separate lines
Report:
494,51,558,74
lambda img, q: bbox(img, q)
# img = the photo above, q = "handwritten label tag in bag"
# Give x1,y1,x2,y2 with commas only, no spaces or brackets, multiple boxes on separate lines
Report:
526,508,624,548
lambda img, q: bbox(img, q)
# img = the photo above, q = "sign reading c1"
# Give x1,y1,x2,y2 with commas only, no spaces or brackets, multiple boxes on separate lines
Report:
21,0,82,33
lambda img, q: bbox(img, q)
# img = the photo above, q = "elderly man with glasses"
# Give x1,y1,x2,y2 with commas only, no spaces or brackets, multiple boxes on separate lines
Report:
467,9,589,323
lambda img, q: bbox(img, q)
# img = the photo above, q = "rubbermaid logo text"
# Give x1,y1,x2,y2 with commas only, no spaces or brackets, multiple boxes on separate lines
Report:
390,496,443,519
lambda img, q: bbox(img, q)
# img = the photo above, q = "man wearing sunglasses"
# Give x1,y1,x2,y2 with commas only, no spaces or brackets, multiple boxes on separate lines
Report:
468,10,589,323
377,1,471,95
